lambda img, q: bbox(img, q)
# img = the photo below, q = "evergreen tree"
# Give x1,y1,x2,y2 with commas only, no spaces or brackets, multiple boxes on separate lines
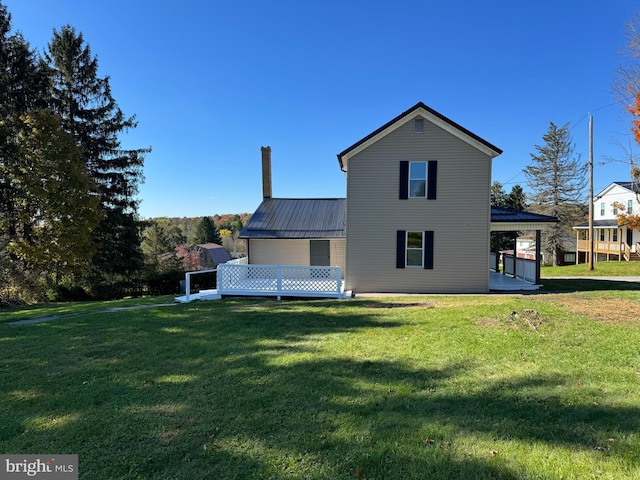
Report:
45,25,149,281
7,110,100,285
525,122,586,266
490,181,507,207
506,184,527,211
490,182,527,253
194,216,222,245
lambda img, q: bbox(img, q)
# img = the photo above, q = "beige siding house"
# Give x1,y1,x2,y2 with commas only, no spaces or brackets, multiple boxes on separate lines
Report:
337,103,502,293
240,102,506,293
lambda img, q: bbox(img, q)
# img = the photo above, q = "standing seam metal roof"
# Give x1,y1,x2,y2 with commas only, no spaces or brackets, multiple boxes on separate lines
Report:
239,198,346,239
490,206,558,223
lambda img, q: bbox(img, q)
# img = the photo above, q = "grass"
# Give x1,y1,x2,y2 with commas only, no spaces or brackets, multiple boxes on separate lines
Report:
2,293,640,479
542,261,640,277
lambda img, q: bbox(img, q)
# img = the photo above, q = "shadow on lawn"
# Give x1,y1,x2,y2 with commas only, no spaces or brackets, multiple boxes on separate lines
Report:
540,278,640,292
2,298,639,479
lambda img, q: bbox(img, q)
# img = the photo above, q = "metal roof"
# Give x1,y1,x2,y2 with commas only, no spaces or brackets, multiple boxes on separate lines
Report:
613,181,640,193
573,219,621,229
490,206,558,223
196,243,232,265
239,198,346,239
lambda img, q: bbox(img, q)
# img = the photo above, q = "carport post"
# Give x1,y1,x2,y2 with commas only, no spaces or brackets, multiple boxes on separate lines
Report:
535,230,541,284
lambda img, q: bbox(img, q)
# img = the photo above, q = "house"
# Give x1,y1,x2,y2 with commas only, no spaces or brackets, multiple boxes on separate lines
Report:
240,102,556,294
574,181,640,262
195,243,232,268
509,236,576,265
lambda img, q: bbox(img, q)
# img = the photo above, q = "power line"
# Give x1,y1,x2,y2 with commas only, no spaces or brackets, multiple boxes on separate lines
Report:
569,101,619,132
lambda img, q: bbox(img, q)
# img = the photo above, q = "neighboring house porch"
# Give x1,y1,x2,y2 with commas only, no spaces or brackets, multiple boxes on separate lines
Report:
574,221,640,262
573,181,640,263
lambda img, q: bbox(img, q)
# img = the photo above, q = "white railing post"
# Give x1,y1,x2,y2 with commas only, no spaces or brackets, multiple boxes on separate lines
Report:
185,271,191,303
276,265,282,301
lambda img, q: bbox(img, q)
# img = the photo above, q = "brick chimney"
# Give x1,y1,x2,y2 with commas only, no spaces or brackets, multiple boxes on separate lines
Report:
261,146,272,199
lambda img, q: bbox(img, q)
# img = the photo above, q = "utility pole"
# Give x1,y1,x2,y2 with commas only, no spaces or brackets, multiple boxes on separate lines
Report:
588,114,594,271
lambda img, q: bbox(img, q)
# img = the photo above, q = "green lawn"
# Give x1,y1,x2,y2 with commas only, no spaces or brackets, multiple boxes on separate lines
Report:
2,293,640,479
542,261,640,277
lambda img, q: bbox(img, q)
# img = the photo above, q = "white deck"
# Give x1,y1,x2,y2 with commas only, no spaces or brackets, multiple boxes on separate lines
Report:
175,266,539,303
176,264,351,302
489,272,541,291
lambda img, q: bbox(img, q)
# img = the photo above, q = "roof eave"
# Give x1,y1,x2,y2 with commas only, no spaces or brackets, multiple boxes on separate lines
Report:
337,102,502,173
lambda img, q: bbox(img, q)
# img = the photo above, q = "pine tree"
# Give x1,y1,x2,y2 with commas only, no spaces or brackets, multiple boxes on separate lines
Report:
525,122,586,266
45,25,149,281
194,216,222,245
506,184,527,211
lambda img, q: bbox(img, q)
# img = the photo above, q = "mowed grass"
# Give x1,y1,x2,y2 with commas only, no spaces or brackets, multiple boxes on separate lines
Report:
2,293,640,479
542,261,640,277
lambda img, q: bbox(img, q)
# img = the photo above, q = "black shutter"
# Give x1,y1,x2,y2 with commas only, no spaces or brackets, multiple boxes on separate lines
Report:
424,230,434,269
427,161,437,200
396,230,406,268
399,161,409,200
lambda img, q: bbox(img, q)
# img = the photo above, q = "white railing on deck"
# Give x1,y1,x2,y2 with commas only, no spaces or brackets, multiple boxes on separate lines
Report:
184,269,217,303
502,254,536,284
217,264,343,299
489,252,498,272
226,256,248,265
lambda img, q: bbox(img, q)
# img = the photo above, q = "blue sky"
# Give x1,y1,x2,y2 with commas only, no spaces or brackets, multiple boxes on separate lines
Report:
4,0,640,218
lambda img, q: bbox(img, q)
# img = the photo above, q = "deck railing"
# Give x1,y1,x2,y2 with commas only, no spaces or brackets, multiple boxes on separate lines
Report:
217,264,344,300
502,254,537,283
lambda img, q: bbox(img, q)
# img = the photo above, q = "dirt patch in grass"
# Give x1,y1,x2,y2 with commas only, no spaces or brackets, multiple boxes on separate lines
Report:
544,295,640,324
364,301,436,309
476,309,544,330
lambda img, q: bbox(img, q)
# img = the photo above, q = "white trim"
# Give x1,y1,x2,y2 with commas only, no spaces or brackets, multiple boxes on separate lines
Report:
406,231,424,268
409,161,427,198
341,108,500,171
490,222,551,231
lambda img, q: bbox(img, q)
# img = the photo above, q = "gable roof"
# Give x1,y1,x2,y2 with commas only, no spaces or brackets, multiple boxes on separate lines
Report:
337,102,503,172
239,198,346,239
196,243,232,265
595,181,640,199
612,181,639,194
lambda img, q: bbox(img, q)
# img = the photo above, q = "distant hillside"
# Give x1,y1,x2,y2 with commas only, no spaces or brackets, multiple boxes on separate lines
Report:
148,214,251,248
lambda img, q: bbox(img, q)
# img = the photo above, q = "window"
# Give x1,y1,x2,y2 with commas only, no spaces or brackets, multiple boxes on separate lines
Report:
629,199,634,215
600,202,605,216
396,230,434,269
599,230,606,242
612,229,618,242
399,161,437,200
564,253,575,263
406,232,424,267
414,118,424,133
613,203,619,215
409,162,427,198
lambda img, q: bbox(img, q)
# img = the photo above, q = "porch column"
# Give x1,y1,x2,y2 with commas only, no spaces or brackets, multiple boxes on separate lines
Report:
493,232,500,272
575,230,579,265
535,229,541,284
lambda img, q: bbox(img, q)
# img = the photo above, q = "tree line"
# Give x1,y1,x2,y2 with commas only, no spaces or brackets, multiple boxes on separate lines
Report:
0,2,148,302
141,214,250,275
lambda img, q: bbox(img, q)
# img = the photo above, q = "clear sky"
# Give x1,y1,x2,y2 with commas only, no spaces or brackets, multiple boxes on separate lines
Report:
4,0,640,218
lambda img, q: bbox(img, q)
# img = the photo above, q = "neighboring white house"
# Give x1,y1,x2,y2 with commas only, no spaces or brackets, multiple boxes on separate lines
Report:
574,181,640,262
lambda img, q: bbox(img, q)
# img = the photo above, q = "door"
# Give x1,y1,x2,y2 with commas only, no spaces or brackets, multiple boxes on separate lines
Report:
628,228,635,251
310,240,330,266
